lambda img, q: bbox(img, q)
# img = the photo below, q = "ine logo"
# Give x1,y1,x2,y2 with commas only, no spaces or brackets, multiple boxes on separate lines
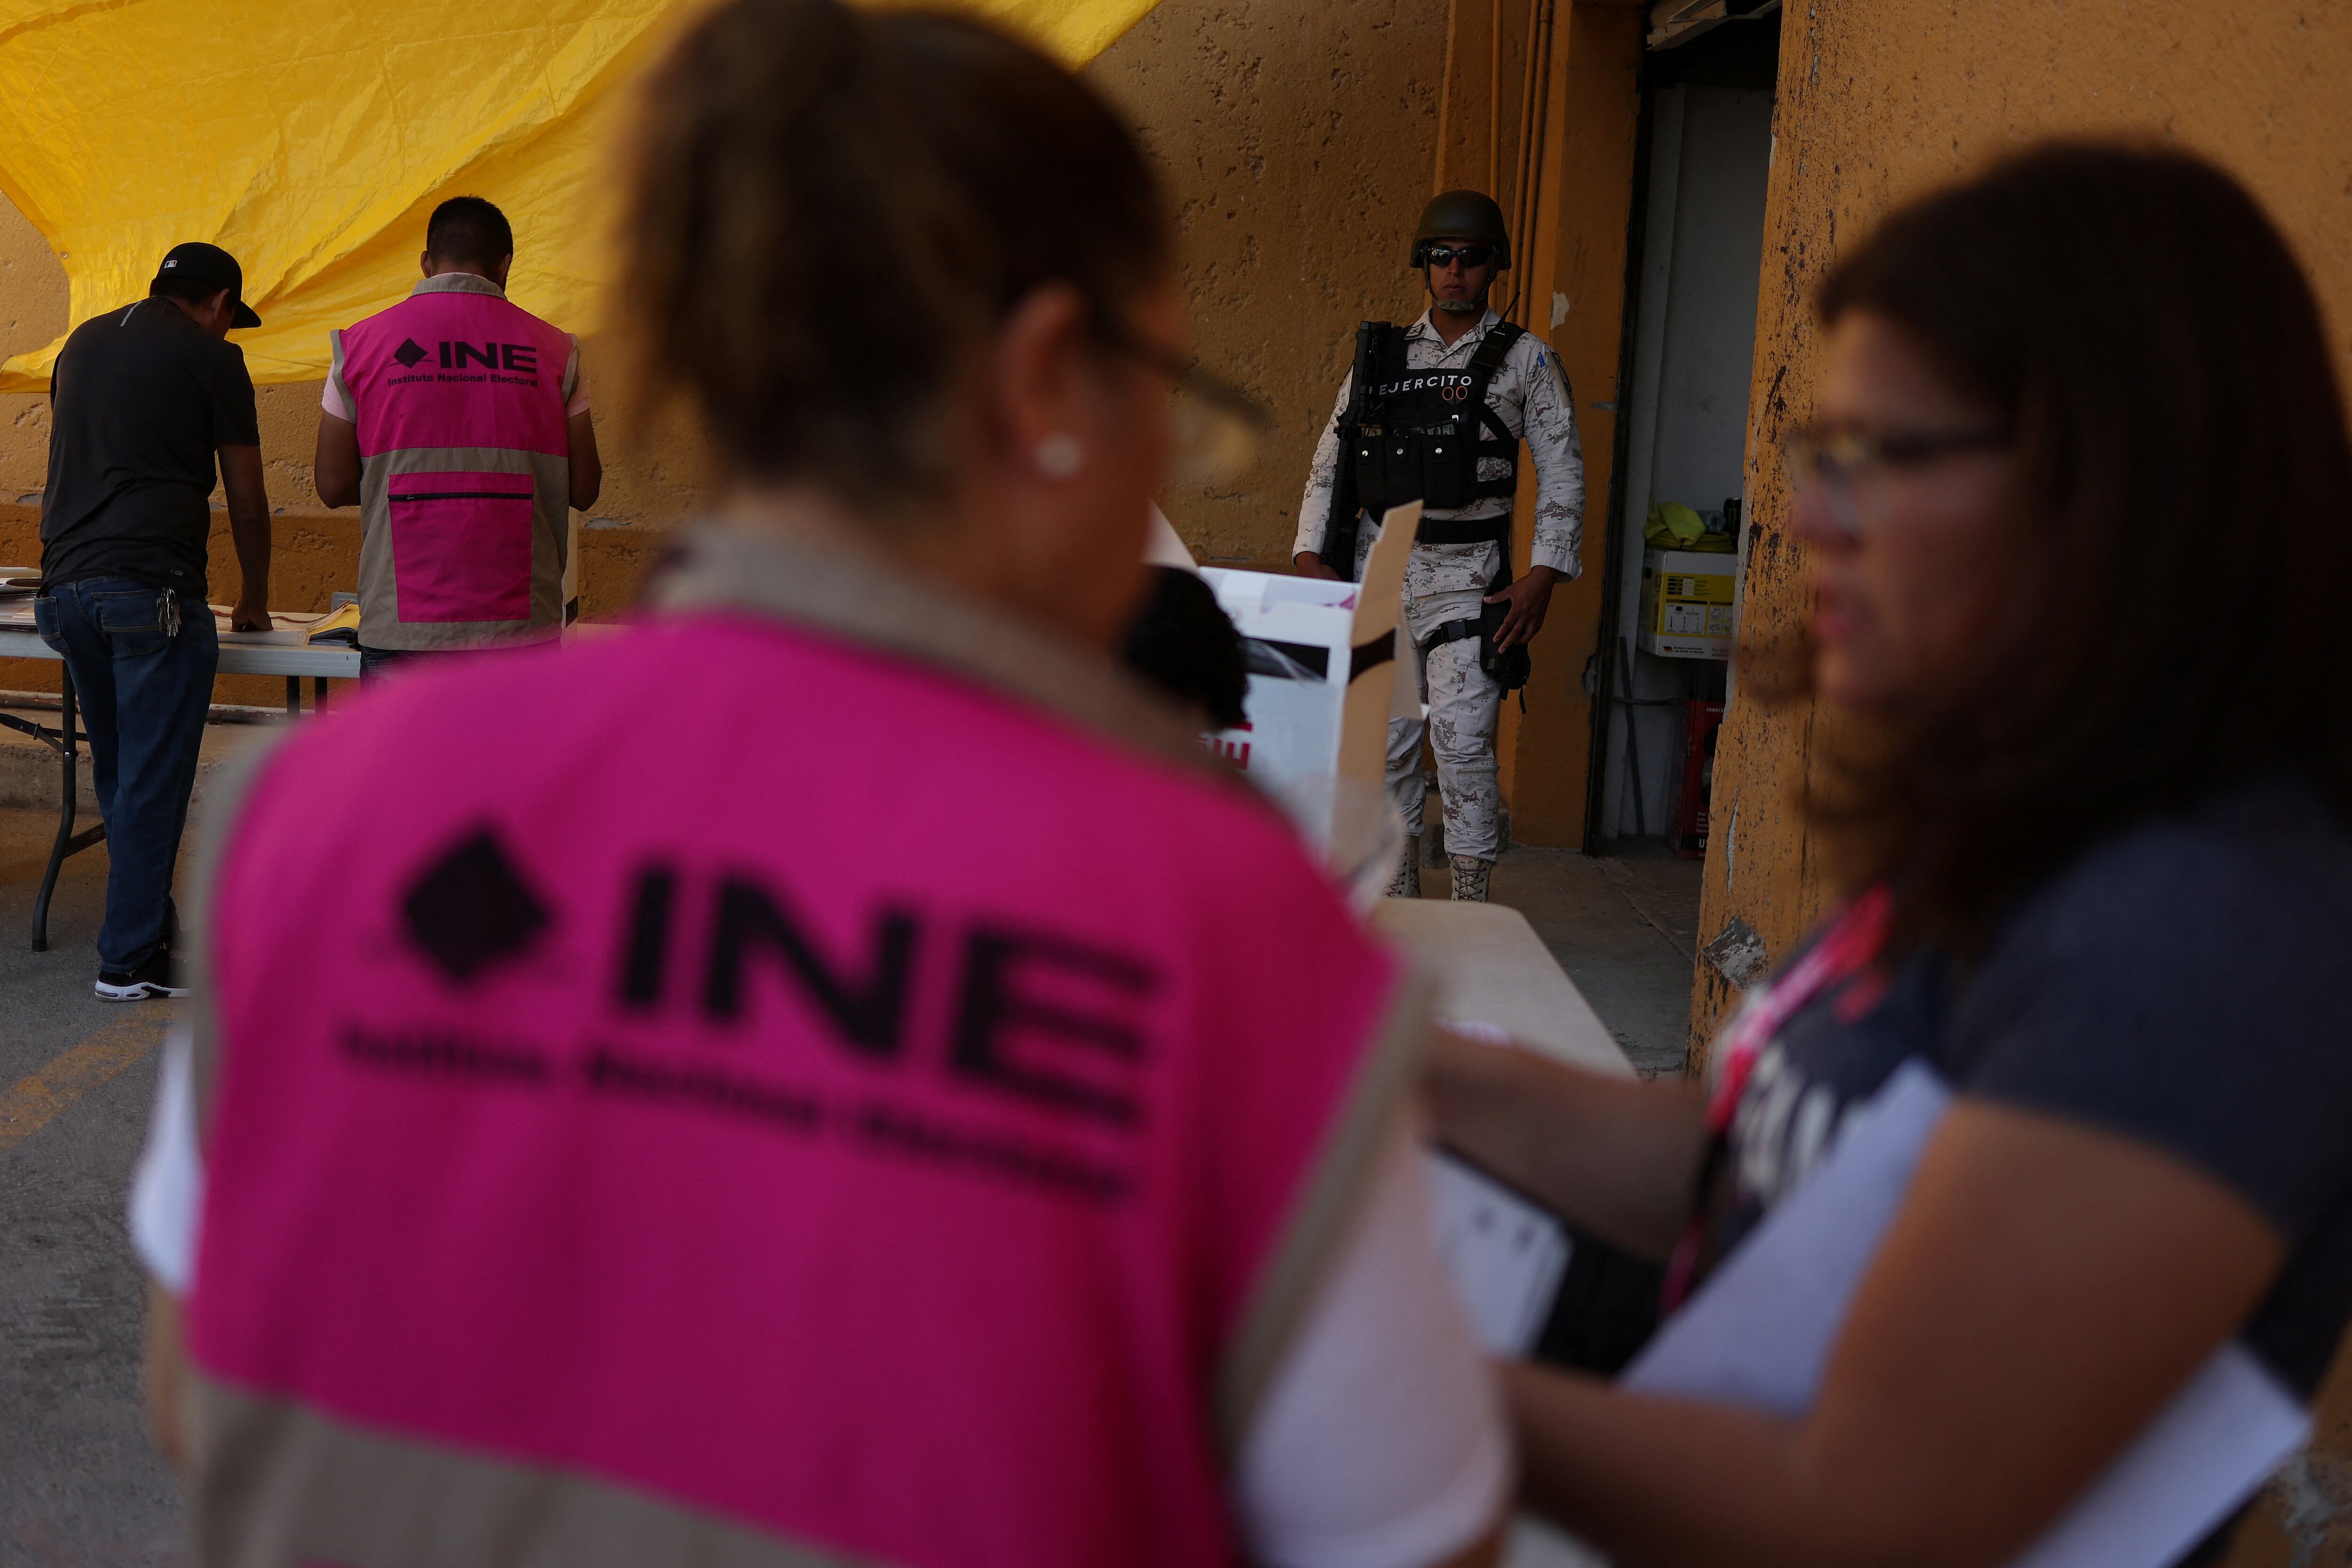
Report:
401,828,552,984
438,341,539,373
392,338,429,370
617,864,1160,1127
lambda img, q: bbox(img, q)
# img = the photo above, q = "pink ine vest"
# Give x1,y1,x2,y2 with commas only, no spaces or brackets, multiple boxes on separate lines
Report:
184,544,1418,1568
329,279,579,651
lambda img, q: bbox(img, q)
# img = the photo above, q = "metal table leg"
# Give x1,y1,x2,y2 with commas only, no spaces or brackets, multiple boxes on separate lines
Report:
313,676,327,713
285,675,300,716
31,666,103,952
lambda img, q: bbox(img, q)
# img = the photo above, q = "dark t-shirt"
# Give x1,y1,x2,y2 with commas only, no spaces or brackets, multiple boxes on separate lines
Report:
40,298,261,595
1695,777,2352,1397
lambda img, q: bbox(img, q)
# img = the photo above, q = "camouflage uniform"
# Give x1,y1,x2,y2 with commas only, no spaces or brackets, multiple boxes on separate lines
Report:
1294,307,1586,865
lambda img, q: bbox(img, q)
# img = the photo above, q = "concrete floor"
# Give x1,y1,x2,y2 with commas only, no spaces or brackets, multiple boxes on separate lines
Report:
0,770,1700,1564
0,806,188,1568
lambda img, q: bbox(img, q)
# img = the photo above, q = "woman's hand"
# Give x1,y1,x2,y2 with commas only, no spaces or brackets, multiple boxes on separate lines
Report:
1424,1028,1706,1261
1507,1099,2287,1568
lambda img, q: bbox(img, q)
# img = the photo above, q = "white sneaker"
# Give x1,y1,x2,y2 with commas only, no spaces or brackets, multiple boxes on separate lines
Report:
94,949,189,1001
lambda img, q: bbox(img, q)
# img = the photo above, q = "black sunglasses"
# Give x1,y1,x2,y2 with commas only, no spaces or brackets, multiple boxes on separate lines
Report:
1418,243,1495,270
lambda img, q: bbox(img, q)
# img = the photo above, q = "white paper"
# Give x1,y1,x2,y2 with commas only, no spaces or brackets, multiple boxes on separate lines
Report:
1198,566,1354,808
1625,1060,2309,1568
1426,1149,1572,1355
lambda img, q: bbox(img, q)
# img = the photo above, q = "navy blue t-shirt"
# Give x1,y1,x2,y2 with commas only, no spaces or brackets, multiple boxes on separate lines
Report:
1695,778,2352,1397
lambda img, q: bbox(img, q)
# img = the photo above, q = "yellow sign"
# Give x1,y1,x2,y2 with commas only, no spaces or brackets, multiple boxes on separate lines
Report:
0,0,1158,390
1661,572,1735,604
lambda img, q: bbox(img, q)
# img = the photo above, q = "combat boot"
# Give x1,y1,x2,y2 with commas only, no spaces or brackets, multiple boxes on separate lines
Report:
1389,834,1422,898
1449,854,1493,903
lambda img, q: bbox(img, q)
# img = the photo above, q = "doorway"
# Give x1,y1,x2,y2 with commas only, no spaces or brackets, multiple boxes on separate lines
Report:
1588,14,1779,856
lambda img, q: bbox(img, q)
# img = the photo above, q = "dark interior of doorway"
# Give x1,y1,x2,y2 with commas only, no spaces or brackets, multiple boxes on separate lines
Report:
1578,10,1781,859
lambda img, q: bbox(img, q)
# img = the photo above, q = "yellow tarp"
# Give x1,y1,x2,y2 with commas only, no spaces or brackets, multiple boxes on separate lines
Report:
0,0,1156,391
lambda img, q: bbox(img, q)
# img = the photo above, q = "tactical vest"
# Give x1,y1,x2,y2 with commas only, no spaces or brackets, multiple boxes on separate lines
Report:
327,277,578,652
179,527,1426,1568
1345,318,1526,544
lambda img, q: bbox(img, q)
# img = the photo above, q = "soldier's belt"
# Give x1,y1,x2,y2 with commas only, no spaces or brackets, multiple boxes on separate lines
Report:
1413,514,1513,547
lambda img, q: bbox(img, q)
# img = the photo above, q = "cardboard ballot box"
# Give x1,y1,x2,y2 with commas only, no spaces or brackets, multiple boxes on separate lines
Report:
1197,567,1356,796
1637,547,1736,661
1193,508,1420,901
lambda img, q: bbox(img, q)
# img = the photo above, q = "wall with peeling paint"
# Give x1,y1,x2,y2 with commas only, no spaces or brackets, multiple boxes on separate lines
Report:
2228,1357,2352,1568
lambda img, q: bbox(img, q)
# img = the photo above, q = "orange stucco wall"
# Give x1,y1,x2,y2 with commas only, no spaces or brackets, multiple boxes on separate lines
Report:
1093,0,1454,567
1489,0,1643,848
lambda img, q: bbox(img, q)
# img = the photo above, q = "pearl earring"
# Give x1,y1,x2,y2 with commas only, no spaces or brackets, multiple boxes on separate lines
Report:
1034,432,1084,478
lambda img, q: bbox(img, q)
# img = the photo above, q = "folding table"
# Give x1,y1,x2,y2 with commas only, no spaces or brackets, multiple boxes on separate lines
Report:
0,602,360,949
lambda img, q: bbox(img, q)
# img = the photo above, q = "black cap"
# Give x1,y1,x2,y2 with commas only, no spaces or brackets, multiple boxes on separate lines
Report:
152,242,262,328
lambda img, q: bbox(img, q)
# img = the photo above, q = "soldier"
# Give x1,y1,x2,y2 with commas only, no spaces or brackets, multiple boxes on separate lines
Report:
1293,190,1585,902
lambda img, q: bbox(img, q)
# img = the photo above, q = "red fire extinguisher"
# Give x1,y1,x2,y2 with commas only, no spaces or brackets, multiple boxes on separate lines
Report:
1674,700,1724,860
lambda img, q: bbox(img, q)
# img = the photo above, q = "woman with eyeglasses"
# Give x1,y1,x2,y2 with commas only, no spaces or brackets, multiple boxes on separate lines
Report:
130,5,1508,1566
1429,143,2352,1566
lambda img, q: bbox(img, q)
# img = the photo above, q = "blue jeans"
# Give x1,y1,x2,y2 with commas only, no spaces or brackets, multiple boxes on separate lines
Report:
358,643,467,681
35,578,218,972
357,642,411,681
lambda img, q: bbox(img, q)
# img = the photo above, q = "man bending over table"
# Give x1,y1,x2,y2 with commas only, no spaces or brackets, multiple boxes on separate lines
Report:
35,242,273,1001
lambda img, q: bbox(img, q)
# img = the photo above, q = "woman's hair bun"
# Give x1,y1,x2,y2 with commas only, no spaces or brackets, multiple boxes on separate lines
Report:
617,0,1168,507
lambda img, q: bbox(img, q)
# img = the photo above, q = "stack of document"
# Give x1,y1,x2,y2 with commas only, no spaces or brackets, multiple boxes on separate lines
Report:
300,602,361,647
1623,1062,2309,1568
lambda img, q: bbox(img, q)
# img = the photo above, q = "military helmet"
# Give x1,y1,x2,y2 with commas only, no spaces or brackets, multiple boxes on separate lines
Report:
1411,189,1511,270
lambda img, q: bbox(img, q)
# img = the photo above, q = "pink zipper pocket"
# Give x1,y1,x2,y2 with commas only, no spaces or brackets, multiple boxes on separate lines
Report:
387,471,535,622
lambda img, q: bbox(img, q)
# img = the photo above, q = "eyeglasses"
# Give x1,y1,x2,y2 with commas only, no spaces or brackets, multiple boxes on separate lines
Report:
1094,321,1271,488
1417,244,1495,271
1780,422,2010,536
